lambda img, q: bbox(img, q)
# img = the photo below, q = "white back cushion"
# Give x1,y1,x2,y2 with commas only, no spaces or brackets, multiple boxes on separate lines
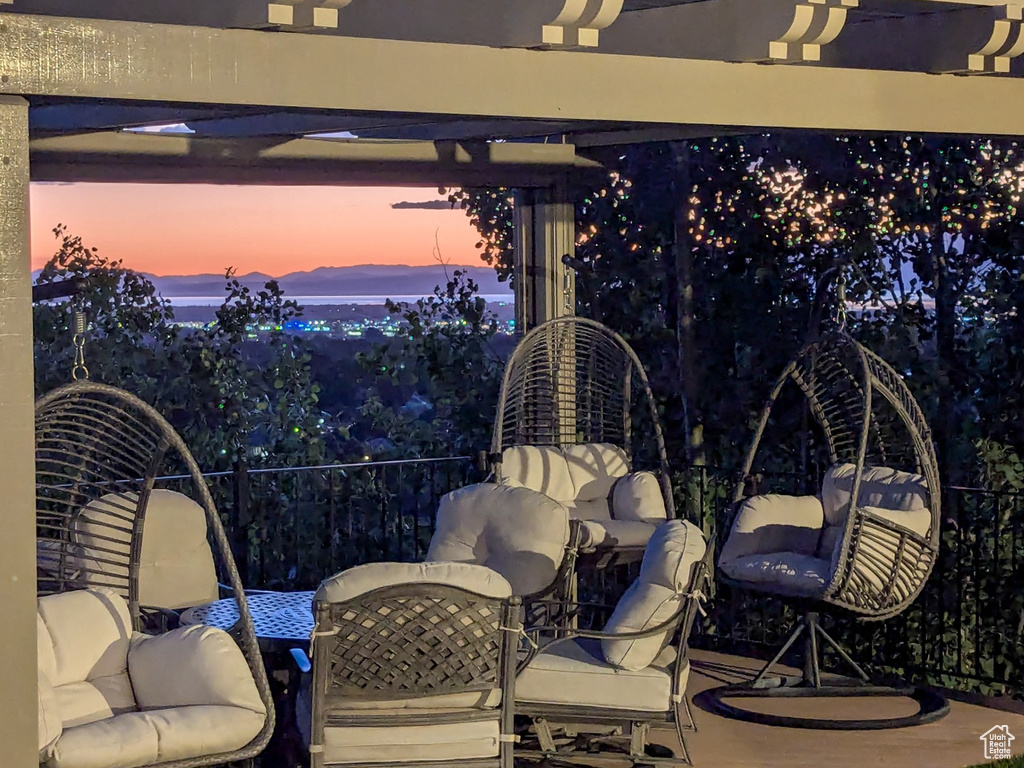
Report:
819,464,931,559
718,494,825,567
428,483,570,596
500,446,575,502
37,588,132,687
37,588,138,730
74,489,220,610
602,520,707,671
129,625,266,715
563,444,630,502
821,464,929,525
316,562,512,604
612,471,668,523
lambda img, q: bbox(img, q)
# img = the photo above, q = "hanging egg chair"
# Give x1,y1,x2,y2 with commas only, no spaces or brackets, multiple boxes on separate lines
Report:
708,303,948,728
33,287,274,765
491,316,676,562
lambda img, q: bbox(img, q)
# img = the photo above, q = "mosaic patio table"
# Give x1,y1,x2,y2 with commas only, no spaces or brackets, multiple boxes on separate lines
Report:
181,590,315,650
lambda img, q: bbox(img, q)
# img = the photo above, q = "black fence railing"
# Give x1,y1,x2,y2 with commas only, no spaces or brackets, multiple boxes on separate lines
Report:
681,465,1024,697
166,457,1024,697
157,456,480,591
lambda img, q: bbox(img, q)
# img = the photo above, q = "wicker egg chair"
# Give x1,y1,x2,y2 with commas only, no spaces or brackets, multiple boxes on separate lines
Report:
35,380,275,765
491,316,676,566
707,329,948,729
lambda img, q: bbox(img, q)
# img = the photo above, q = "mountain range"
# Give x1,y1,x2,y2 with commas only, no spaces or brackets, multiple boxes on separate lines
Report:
36,264,513,298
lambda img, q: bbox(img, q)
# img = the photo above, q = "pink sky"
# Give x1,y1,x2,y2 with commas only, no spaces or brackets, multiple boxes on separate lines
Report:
29,183,483,276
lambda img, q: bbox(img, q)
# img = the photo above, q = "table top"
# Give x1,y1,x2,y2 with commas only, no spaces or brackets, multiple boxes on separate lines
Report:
181,590,315,643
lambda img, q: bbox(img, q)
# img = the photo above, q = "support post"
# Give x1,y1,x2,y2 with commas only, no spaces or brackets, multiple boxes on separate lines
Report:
0,95,39,768
512,183,575,334
512,182,577,444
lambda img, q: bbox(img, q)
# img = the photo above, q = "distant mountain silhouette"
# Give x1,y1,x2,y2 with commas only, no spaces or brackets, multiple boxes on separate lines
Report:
120,265,509,298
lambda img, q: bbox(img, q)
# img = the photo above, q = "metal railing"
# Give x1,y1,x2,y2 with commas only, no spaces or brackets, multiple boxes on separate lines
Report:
682,464,1024,697
165,456,1024,696
158,456,479,591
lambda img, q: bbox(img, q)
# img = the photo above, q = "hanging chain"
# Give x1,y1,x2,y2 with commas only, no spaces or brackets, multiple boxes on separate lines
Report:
833,270,849,332
71,298,90,381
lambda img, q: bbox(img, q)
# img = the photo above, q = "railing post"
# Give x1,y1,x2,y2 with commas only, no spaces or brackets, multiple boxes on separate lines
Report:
232,455,252,586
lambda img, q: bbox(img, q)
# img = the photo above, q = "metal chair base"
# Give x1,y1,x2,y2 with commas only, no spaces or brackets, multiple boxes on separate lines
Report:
704,612,950,730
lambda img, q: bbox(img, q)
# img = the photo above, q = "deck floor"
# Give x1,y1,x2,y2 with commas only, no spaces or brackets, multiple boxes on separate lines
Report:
657,649,1024,768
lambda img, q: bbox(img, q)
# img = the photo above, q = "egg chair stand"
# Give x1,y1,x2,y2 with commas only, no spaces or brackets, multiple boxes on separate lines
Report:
705,610,949,730
708,326,949,730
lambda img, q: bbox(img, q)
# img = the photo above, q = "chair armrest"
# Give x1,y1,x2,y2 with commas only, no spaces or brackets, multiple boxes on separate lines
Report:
719,494,825,564
128,625,267,716
611,471,668,523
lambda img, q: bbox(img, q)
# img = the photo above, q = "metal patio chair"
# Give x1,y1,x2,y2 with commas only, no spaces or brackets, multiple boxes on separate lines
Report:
515,519,709,766
300,561,521,768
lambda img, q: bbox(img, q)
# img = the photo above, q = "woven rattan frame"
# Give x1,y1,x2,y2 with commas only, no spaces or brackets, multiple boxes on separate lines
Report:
309,583,520,768
730,330,941,621
492,317,675,519
34,381,274,767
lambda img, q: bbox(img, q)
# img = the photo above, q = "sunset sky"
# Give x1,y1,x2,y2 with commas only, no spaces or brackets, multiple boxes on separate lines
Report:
29,183,483,276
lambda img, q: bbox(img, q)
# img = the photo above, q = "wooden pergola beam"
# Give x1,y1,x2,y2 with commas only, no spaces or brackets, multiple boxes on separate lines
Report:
27,132,605,186
4,12,1024,136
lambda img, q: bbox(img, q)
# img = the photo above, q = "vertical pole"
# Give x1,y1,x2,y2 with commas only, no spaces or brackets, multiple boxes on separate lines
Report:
512,181,576,334
0,95,39,768
232,455,251,586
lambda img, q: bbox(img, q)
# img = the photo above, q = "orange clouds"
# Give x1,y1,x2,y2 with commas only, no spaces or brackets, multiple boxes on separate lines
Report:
30,183,483,276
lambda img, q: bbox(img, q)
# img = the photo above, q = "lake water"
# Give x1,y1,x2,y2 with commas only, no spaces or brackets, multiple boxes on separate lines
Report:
166,294,514,306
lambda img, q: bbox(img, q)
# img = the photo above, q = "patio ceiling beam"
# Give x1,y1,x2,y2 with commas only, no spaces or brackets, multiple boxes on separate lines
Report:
26,132,605,186
29,103,251,136
5,13,1024,135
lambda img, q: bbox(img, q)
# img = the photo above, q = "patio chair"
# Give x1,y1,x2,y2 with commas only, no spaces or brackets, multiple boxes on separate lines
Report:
426,480,578,625
515,519,709,766
301,561,521,768
33,381,275,759
710,330,949,728
36,587,268,768
491,317,675,565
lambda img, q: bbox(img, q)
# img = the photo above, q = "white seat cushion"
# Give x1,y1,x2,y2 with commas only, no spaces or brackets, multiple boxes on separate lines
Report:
612,471,668,523
427,483,570,596
322,716,500,764
128,625,266,715
47,705,267,768
315,561,512,603
75,489,220,610
602,520,707,671
517,639,681,712
719,552,830,599
39,668,63,758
